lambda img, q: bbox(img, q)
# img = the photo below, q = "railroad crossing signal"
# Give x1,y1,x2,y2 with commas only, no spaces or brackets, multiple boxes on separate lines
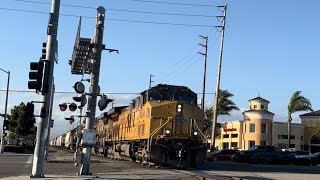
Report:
65,116,75,124
59,103,67,111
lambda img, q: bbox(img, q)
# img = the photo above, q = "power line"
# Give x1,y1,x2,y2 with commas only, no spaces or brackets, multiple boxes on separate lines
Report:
0,89,214,94
0,7,215,27
121,0,218,7
16,0,218,18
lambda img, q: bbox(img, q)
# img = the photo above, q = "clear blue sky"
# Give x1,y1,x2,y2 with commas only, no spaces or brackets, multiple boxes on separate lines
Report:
0,0,319,137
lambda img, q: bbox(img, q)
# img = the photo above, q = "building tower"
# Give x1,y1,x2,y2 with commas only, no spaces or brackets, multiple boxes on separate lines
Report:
242,97,274,149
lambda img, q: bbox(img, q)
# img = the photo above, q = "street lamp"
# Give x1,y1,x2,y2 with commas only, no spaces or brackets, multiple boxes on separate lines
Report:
0,67,10,153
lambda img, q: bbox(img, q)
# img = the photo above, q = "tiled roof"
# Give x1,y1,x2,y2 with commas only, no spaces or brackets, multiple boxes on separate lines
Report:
243,109,275,115
299,110,320,117
249,96,270,103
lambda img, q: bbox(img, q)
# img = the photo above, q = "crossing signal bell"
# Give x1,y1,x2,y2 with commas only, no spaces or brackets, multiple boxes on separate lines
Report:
28,59,44,92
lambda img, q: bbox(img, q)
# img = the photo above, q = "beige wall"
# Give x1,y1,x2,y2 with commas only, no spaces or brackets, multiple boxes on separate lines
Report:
242,118,272,149
215,121,242,150
272,122,304,150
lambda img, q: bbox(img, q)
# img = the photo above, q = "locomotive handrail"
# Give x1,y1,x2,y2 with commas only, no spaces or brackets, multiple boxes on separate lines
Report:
147,117,172,152
193,119,207,142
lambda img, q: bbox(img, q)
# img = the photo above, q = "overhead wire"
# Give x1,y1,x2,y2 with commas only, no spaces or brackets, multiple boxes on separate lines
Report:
0,7,215,27
114,0,219,7
0,89,214,94
15,0,218,18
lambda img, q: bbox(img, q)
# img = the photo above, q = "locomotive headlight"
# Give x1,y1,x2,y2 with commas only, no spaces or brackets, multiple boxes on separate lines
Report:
177,104,182,112
193,131,198,136
165,129,171,135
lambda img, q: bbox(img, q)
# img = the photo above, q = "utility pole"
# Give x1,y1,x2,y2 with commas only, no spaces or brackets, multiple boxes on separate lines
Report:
31,0,60,177
0,68,10,153
79,6,105,175
198,35,208,111
211,4,227,149
147,74,154,101
44,82,55,160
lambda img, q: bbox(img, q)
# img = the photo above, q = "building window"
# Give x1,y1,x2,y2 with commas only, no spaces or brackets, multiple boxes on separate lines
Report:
249,140,255,148
223,143,229,149
231,134,238,138
261,124,267,133
231,142,238,148
260,141,266,145
289,144,295,148
261,105,264,109
278,135,295,139
278,143,286,149
249,124,255,132
253,105,257,109
223,134,229,138
301,136,303,141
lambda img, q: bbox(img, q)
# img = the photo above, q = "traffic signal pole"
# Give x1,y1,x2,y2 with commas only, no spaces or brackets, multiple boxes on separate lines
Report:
31,0,60,177
45,82,55,160
79,6,105,175
0,69,10,153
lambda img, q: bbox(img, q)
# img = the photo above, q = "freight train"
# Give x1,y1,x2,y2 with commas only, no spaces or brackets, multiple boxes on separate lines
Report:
51,84,207,168
96,84,207,168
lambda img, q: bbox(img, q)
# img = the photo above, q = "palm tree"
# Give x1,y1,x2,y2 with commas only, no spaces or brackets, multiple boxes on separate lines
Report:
203,90,239,135
287,91,313,148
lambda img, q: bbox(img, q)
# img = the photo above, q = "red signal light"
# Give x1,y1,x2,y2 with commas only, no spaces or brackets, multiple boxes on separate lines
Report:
59,103,67,111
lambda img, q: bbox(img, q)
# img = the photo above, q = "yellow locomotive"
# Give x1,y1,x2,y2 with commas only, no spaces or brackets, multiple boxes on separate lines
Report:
96,84,207,168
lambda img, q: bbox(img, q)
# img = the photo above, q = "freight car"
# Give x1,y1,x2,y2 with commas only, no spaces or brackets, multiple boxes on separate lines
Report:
96,84,207,168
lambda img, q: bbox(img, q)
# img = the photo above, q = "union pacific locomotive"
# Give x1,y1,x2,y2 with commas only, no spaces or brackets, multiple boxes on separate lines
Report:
95,84,207,168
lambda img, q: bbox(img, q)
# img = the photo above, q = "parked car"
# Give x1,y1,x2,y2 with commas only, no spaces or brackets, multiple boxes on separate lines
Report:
207,149,239,162
290,151,317,166
231,145,291,164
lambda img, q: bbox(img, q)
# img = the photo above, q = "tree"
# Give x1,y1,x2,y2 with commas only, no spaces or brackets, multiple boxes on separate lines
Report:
287,91,313,148
8,102,36,146
203,90,239,135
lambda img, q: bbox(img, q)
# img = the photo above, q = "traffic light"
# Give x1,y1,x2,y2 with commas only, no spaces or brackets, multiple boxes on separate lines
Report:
3,120,9,131
41,42,47,60
26,102,35,119
59,103,67,111
28,59,44,92
69,103,77,112
50,119,54,128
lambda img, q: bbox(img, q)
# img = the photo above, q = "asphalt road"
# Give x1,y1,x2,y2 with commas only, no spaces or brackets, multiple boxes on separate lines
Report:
1,148,320,180
0,153,33,178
